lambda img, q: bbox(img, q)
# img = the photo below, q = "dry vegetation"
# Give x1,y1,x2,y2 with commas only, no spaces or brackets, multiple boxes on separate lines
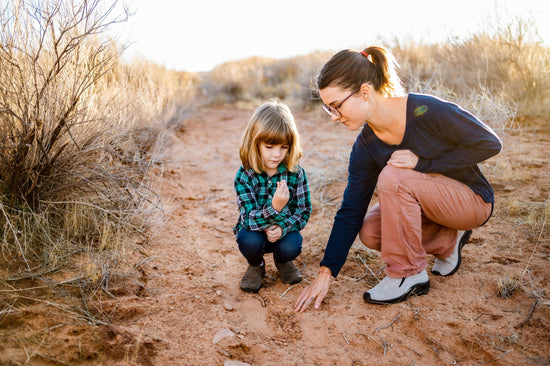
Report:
0,0,548,364
0,0,196,325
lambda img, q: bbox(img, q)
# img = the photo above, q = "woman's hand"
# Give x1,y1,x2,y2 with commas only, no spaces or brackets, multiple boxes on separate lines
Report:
294,267,332,312
266,225,282,242
272,180,289,212
387,149,418,169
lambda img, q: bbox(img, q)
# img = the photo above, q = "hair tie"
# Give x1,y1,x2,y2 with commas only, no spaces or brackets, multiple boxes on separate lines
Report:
360,51,369,59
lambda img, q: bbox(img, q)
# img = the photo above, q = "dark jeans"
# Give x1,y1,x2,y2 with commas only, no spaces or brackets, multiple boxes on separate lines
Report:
236,229,302,266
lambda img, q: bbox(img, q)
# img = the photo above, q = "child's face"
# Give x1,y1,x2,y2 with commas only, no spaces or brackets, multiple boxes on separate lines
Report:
259,141,289,176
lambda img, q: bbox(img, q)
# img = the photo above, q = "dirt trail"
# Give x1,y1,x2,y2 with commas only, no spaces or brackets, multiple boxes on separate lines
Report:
1,104,548,365
111,105,548,365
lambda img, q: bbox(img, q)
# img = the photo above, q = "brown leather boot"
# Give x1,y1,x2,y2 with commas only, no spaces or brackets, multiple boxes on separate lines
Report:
275,260,302,284
240,263,265,293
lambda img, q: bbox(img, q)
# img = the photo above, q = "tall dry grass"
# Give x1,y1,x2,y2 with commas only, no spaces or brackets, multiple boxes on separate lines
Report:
201,16,549,126
394,17,550,119
200,51,332,110
0,0,196,323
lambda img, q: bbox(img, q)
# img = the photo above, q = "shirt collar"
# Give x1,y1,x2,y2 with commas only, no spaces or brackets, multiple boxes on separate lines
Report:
276,164,288,174
257,163,288,177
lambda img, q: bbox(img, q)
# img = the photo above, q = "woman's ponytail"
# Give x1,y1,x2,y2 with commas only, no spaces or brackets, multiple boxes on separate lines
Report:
317,45,404,97
362,46,404,97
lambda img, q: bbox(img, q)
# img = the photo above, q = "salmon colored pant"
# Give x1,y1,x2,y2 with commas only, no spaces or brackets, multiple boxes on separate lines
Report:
359,165,492,278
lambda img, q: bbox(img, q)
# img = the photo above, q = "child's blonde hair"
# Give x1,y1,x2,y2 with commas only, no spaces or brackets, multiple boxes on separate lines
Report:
239,99,302,173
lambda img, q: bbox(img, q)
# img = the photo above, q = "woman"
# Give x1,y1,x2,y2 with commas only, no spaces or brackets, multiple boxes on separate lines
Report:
295,46,502,311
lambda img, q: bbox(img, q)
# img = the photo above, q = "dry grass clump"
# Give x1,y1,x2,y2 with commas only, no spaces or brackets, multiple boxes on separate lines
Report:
498,197,549,239
394,17,550,119
496,275,522,298
200,51,331,109
0,0,195,324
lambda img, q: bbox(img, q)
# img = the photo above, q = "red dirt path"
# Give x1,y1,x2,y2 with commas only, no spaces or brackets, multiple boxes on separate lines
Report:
1,104,549,365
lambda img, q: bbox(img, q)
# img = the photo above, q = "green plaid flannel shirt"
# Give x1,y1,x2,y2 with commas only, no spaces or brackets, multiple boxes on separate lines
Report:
233,164,312,237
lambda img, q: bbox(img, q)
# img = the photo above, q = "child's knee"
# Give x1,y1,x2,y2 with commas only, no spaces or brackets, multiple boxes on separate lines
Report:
275,246,301,262
237,230,264,251
275,233,302,261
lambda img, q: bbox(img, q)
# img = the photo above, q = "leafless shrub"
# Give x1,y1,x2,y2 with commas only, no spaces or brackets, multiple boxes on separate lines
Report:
0,0,195,323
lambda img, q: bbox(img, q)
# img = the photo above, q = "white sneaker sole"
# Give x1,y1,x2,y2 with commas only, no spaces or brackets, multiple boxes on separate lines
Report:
363,281,430,305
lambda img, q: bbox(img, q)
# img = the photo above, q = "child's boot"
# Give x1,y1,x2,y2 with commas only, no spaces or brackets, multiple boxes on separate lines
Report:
275,260,302,284
240,262,265,293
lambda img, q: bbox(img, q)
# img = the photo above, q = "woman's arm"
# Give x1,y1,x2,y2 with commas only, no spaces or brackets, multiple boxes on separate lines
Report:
295,141,379,312
414,98,502,173
319,149,379,278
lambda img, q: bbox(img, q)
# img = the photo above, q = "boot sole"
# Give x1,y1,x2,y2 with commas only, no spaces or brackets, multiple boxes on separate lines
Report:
432,230,472,277
363,281,430,305
281,276,302,285
240,285,261,293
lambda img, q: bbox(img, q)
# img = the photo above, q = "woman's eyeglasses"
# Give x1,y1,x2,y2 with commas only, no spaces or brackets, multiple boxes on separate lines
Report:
322,88,360,118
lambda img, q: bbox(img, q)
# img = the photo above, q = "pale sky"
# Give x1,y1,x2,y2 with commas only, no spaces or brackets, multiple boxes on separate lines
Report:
111,0,550,73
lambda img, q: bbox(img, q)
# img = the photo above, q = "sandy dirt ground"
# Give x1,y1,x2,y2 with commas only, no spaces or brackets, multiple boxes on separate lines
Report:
1,104,549,365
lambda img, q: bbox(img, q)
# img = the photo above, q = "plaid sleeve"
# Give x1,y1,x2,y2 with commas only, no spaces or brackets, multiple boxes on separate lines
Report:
234,169,274,231
275,167,312,237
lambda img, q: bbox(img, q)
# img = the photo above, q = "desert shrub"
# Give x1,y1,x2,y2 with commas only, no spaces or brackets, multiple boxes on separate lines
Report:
200,56,272,104
394,17,550,119
496,275,521,298
405,72,517,132
200,52,331,109
0,0,195,322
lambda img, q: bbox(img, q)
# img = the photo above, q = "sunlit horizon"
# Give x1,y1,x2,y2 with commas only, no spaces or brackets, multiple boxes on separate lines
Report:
111,0,549,73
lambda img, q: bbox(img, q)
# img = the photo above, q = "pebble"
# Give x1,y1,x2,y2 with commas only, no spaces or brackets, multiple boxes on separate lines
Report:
224,361,251,366
223,301,234,311
212,328,235,344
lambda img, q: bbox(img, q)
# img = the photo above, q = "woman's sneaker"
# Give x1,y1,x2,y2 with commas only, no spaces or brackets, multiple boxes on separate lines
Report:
432,230,472,276
240,263,265,293
275,260,302,284
363,270,430,305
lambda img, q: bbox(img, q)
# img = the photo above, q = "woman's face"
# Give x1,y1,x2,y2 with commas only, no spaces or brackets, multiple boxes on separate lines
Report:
319,85,367,131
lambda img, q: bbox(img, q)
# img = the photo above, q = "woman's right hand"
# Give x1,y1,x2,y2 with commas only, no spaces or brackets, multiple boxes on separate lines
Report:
387,149,418,169
272,180,289,212
294,267,332,312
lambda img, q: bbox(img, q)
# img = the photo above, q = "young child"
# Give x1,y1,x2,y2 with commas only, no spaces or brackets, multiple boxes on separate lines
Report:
233,99,312,293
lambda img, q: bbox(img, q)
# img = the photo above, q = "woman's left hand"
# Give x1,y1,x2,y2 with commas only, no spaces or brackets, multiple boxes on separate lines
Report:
266,225,283,242
387,149,418,169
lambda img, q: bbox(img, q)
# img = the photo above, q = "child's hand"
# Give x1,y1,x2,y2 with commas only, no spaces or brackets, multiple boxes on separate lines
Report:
271,180,289,212
266,225,282,242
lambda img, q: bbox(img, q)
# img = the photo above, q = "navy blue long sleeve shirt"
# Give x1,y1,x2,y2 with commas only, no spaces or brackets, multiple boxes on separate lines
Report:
320,93,503,277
